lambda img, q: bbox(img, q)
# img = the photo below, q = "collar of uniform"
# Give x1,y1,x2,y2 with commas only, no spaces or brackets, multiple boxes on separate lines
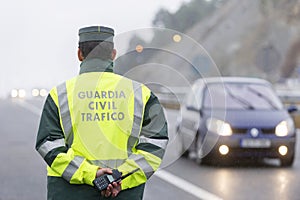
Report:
79,58,114,74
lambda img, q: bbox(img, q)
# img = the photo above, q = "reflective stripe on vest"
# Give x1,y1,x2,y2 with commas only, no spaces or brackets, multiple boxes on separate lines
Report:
127,81,144,157
129,154,154,179
62,156,84,182
38,138,65,158
89,159,126,169
57,83,74,148
138,136,168,150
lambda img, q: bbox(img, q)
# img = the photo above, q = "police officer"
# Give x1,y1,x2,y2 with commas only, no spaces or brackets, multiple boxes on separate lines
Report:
35,25,168,200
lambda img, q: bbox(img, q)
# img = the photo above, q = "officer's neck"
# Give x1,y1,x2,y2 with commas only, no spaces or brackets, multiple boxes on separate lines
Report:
79,58,114,74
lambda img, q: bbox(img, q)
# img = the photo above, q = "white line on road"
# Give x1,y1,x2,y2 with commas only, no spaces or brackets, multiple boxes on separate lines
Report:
154,170,223,200
19,99,222,200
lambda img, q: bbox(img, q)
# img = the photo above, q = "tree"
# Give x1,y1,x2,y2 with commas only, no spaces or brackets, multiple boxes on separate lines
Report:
279,0,300,78
152,0,226,32
260,0,300,79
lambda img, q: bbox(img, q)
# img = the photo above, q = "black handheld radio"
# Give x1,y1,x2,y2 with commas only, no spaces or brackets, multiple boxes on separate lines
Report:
93,168,139,191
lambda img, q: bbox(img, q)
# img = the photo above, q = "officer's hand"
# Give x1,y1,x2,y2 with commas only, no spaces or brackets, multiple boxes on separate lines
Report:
96,168,112,177
102,181,122,198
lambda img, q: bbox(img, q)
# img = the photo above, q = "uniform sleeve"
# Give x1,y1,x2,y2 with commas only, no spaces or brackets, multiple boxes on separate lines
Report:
117,92,169,190
35,94,99,186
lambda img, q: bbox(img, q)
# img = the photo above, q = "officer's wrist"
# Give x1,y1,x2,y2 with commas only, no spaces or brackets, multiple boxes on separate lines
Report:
95,167,101,177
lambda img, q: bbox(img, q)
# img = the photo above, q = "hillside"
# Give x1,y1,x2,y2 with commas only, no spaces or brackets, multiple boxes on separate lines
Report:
115,0,300,88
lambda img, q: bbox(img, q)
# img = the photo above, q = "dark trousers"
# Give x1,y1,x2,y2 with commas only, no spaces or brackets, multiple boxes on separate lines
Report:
47,176,145,200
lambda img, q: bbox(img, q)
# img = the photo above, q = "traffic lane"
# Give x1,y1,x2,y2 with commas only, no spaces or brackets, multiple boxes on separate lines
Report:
163,108,300,200
144,176,199,200
166,157,300,200
0,99,46,200
4,99,299,200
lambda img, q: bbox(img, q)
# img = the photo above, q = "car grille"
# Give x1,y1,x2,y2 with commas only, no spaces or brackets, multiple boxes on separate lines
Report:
231,128,248,134
231,128,275,134
261,128,275,134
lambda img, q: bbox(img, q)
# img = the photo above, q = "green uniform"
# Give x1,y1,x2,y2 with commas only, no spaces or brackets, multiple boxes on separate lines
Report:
35,58,168,200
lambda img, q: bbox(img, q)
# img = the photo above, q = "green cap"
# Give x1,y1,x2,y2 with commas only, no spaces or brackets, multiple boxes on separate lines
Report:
78,26,114,43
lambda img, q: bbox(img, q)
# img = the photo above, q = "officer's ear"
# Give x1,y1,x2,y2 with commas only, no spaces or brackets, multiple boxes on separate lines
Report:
111,49,117,60
78,48,84,61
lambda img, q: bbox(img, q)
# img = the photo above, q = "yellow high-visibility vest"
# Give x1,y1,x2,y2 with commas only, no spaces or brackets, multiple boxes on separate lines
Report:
44,72,162,189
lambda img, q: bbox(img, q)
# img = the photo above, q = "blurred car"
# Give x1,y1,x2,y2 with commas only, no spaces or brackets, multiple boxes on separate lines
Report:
10,88,48,99
177,77,297,167
10,89,26,98
31,88,48,97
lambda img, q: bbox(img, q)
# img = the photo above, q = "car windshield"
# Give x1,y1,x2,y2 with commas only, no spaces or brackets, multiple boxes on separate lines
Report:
203,82,283,110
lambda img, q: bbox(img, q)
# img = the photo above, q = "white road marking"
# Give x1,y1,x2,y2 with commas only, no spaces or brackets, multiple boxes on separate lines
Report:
154,170,223,200
18,99,223,200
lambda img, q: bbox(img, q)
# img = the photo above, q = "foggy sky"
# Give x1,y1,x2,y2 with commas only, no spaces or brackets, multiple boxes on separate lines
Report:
0,0,188,98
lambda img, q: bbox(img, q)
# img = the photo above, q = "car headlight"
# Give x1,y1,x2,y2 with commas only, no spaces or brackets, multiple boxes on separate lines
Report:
275,118,295,137
32,89,40,97
206,118,232,136
11,89,18,98
39,89,48,97
18,89,26,98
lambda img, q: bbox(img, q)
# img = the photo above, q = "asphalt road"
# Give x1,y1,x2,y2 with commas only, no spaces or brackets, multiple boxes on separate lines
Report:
1,98,300,200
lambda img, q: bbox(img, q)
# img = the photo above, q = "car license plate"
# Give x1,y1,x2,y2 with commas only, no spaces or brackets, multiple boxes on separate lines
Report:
240,139,271,148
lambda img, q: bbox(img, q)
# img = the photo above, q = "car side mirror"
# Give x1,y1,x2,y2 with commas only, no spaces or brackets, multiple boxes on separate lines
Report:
186,105,203,116
287,105,298,113
186,105,200,112
186,106,199,111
